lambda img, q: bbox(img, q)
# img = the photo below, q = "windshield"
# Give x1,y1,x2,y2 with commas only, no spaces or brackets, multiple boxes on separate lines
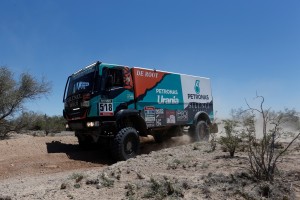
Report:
66,72,94,97
65,62,100,98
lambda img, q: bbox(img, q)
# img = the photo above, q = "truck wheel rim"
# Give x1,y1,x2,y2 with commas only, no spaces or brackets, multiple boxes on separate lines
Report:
126,141,133,153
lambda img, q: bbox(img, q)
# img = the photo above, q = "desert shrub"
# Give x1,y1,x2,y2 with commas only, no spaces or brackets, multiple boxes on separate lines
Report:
125,183,137,199
69,173,84,181
99,173,114,188
167,159,182,170
200,162,209,169
241,95,300,181
219,119,242,157
7,112,66,136
143,177,184,199
0,111,44,138
203,171,294,199
31,114,66,134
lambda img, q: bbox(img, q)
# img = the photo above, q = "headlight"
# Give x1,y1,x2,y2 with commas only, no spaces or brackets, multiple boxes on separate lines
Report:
87,122,95,127
86,121,100,127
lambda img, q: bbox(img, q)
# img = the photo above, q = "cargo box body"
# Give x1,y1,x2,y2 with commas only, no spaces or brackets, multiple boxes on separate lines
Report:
132,68,214,128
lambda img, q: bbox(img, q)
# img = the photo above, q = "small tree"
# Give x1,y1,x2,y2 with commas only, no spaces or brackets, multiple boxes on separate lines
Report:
219,119,241,157
243,95,300,181
0,67,51,138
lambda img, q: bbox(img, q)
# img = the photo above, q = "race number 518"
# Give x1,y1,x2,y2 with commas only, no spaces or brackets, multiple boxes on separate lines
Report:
99,100,113,116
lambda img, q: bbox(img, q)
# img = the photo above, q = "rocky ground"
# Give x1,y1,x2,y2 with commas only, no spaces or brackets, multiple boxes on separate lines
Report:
0,132,300,200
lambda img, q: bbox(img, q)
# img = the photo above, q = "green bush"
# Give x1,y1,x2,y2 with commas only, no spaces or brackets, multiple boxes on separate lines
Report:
2,112,66,137
219,119,241,157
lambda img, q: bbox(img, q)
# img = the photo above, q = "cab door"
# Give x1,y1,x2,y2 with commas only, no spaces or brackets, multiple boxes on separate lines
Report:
100,67,134,116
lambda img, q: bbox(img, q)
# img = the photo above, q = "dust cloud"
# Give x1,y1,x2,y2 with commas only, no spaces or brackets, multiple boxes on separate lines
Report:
139,134,192,155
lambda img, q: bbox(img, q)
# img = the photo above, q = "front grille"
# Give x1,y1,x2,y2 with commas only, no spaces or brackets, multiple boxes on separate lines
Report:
66,107,88,120
69,122,84,130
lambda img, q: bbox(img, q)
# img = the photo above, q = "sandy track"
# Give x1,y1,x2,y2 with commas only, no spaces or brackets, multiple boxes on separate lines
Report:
0,132,190,181
0,133,111,180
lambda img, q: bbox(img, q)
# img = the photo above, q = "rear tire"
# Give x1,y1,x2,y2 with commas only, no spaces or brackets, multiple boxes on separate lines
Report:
112,127,140,161
190,121,209,142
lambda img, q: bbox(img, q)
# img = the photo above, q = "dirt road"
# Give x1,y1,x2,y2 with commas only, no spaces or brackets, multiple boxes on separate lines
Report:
0,132,190,181
0,132,112,180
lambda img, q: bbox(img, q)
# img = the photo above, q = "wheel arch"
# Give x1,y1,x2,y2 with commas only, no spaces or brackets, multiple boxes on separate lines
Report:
193,111,211,126
115,109,148,136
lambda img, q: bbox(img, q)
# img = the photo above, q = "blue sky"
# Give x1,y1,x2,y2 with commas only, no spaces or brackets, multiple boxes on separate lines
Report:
0,0,299,118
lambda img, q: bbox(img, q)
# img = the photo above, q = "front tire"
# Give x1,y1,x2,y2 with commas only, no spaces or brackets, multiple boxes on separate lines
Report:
112,127,140,161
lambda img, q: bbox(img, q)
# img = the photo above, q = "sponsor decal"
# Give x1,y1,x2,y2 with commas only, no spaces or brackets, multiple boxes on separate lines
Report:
66,94,82,108
157,95,179,104
187,102,212,115
156,88,180,104
194,80,200,94
75,82,89,91
188,102,211,110
99,99,114,116
155,108,164,115
144,106,156,127
66,94,82,102
156,89,178,95
155,109,165,126
166,110,176,124
187,94,209,100
132,68,166,99
187,80,209,101
136,70,159,78
176,110,188,122
68,101,79,108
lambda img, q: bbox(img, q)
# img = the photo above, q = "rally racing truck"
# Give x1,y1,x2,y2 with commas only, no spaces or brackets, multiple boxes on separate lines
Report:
63,61,218,161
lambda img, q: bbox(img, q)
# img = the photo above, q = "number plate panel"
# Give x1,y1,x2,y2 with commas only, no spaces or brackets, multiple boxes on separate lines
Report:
99,99,114,116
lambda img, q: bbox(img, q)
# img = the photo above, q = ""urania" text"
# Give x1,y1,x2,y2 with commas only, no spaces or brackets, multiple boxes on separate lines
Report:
157,95,179,104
